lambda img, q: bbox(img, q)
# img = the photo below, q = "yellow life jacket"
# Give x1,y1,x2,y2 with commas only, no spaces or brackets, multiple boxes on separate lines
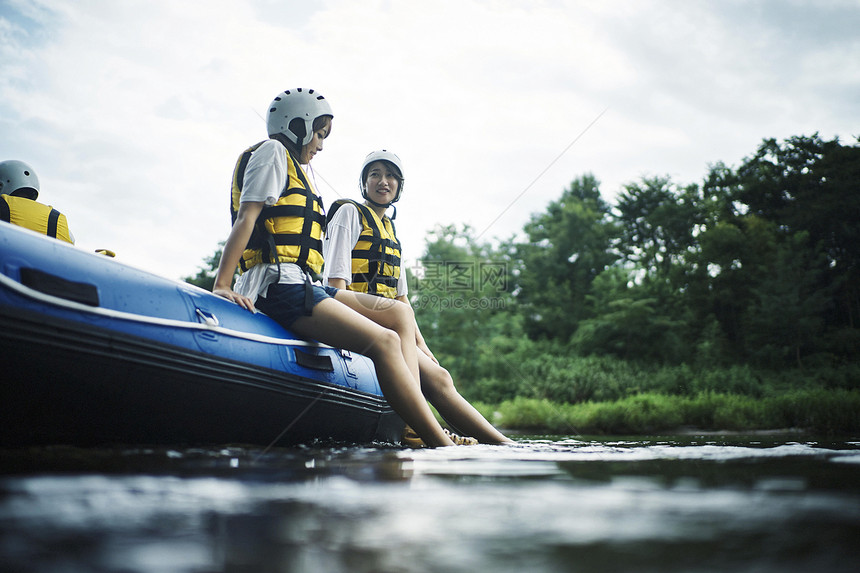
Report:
0,194,74,244
230,141,326,275
326,199,402,299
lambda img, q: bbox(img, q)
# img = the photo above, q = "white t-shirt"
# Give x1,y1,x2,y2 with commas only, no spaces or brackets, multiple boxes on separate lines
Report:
322,201,408,297
232,139,319,303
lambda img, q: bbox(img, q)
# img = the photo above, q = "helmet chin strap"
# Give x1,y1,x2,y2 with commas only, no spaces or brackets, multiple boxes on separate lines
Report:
363,196,397,220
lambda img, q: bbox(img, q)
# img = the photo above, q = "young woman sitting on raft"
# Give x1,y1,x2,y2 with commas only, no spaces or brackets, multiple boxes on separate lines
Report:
323,150,513,445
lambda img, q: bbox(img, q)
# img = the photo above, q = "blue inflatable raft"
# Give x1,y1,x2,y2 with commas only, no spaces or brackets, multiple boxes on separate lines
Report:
0,222,404,447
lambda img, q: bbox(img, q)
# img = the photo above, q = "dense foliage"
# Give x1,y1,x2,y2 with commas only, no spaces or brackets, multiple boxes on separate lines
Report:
410,134,859,373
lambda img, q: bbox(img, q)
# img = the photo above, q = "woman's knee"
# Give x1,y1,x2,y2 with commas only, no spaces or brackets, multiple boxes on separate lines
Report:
365,327,402,361
389,302,415,331
422,364,456,398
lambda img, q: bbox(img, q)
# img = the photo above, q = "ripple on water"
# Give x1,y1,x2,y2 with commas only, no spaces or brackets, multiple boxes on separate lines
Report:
1,437,859,573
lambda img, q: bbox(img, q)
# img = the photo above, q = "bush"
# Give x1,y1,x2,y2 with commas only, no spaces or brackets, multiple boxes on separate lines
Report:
491,390,860,435
448,336,860,435
767,389,860,434
496,398,567,430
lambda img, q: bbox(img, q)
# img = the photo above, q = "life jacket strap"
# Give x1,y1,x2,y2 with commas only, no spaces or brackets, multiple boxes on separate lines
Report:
47,208,60,239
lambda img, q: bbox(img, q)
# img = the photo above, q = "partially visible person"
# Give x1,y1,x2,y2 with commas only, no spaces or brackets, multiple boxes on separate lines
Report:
0,160,74,244
324,150,513,445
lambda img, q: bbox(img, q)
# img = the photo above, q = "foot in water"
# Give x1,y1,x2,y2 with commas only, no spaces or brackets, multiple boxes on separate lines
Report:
443,428,478,446
401,425,478,447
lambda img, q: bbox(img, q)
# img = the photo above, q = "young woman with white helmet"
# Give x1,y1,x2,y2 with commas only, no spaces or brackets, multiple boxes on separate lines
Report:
212,89,459,447
324,150,513,444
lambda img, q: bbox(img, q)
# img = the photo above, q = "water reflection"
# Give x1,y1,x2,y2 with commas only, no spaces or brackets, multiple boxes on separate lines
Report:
1,436,858,572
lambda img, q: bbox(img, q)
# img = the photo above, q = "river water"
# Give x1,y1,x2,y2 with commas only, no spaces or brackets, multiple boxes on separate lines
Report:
1,434,858,573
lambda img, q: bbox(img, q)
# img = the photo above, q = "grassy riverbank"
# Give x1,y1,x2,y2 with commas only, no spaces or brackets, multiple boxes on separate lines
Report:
434,349,860,436
471,389,860,436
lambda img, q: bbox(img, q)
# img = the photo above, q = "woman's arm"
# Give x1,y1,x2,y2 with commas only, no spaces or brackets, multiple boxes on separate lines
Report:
212,200,264,311
322,203,361,287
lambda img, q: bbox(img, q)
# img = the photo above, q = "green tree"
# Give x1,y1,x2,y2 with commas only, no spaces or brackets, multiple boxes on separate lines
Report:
410,224,518,387
744,232,832,368
614,176,701,282
736,134,860,363
595,176,702,363
184,242,226,291
572,266,688,364
683,163,747,363
514,174,617,340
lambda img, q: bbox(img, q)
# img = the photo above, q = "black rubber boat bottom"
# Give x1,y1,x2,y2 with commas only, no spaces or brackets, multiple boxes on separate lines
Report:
0,305,404,447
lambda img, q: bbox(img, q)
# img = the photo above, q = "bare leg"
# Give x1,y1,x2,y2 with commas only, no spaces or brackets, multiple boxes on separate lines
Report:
417,352,514,444
331,289,420,383
291,298,453,447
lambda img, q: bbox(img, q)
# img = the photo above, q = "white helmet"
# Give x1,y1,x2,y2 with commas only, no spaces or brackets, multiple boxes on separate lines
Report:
360,150,405,206
266,88,333,148
0,160,40,200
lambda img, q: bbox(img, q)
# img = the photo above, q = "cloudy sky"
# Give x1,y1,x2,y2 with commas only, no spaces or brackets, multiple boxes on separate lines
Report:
2,0,858,281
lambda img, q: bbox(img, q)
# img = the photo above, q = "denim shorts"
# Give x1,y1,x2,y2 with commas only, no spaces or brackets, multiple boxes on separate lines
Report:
255,282,339,328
